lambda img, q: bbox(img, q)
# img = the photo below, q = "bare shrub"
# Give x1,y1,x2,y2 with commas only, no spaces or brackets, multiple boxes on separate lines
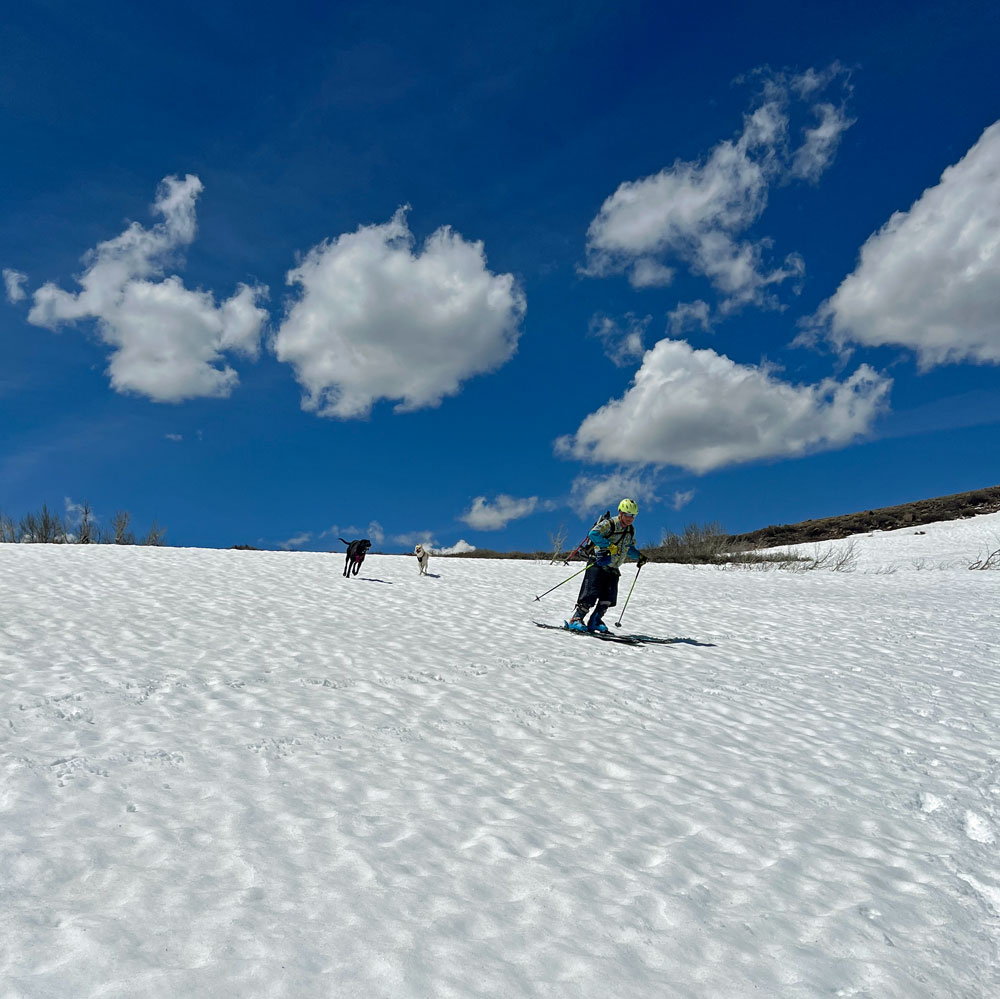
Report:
143,520,167,546
721,540,859,573
0,501,167,547
111,510,135,545
829,540,859,572
652,521,733,564
74,501,96,544
548,523,569,564
969,543,1000,570
721,551,807,571
19,504,68,543
796,540,858,572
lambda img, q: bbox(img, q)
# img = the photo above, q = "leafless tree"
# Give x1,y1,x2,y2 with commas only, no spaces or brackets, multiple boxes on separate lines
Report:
75,501,96,544
143,520,167,546
19,504,68,543
112,510,135,545
548,523,570,564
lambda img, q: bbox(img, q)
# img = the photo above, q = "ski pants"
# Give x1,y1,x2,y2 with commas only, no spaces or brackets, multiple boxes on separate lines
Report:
573,565,619,624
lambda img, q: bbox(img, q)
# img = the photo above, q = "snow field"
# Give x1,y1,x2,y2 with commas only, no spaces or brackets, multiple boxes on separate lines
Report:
1,514,999,998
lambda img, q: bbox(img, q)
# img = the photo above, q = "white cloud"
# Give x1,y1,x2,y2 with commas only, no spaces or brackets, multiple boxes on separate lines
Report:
790,62,850,99
165,433,183,441
628,259,674,289
280,532,313,550
568,473,655,518
667,300,713,336
808,120,1000,368
583,66,851,311
64,497,87,523
435,539,476,555
323,521,386,546
589,312,649,367
273,207,526,419
25,176,268,402
556,338,891,474
461,494,539,531
391,531,475,553
393,530,437,547
791,102,855,182
671,489,696,511
3,269,27,303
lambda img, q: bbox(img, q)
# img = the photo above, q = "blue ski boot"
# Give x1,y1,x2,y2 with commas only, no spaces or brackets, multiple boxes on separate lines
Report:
566,618,588,633
587,606,610,633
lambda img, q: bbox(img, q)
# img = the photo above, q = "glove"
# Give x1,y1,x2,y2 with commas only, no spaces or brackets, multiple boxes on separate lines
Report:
637,552,648,567
608,543,619,555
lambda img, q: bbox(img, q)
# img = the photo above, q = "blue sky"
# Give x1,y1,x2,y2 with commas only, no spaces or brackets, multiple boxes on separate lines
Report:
3,0,999,554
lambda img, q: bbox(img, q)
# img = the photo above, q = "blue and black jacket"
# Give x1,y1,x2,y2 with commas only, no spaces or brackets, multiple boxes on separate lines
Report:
587,515,642,573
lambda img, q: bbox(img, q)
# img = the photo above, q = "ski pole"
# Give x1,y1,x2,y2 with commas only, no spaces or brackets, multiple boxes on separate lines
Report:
533,564,588,602
614,563,643,627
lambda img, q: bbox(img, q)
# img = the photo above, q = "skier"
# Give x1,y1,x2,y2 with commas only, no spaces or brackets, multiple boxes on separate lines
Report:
568,498,648,633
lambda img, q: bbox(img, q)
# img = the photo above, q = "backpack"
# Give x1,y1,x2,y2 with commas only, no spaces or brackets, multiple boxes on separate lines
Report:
577,510,636,563
576,511,612,562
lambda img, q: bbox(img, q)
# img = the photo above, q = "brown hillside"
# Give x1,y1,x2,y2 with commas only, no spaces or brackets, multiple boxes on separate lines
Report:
728,485,1000,550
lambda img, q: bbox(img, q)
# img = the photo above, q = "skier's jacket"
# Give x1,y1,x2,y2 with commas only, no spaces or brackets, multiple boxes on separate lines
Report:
587,514,641,573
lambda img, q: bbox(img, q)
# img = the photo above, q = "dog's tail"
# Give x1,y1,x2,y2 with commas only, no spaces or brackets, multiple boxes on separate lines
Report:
339,538,350,546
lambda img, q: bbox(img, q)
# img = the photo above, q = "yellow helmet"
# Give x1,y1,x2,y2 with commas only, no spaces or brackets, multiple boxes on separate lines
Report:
618,498,639,515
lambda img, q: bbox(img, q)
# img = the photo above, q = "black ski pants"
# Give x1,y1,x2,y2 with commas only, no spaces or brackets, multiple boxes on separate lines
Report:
573,564,620,624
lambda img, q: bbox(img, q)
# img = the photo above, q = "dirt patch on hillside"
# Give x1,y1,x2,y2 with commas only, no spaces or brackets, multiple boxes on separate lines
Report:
728,485,1000,550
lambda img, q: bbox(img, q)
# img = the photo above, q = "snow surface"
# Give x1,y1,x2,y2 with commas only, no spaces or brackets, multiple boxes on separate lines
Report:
2,513,999,999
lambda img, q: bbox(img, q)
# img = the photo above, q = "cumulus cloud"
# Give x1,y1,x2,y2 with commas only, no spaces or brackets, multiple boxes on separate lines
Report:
25,176,268,402
589,312,649,367
461,494,539,531
3,269,27,303
388,532,473,554
568,472,654,517
583,65,851,311
807,120,1000,368
556,338,891,474
273,207,526,419
435,539,476,555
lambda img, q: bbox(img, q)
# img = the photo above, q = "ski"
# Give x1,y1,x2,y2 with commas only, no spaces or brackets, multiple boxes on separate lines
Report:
533,621,643,645
618,633,682,646
627,634,716,647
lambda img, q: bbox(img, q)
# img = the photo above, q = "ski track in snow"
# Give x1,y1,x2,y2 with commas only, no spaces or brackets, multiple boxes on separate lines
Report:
1,513,999,998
